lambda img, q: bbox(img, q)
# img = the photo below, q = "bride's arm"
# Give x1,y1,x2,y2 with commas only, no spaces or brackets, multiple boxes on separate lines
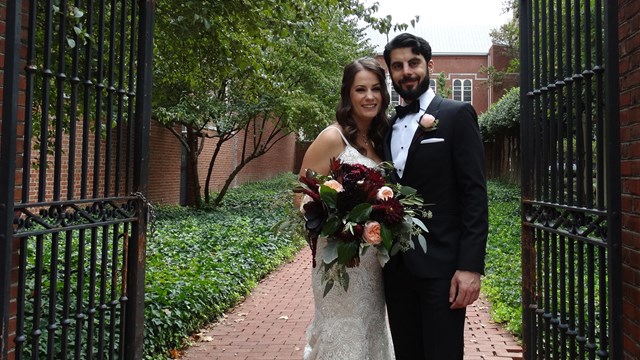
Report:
299,128,345,177
293,127,345,209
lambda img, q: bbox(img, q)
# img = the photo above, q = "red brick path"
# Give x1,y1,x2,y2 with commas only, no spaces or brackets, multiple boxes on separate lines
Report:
179,248,523,360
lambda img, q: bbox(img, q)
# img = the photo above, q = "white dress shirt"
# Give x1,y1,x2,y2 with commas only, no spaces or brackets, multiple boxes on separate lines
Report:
391,89,435,178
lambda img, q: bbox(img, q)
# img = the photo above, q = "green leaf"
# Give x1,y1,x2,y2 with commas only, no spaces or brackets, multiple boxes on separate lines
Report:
390,242,402,256
380,224,393,250
73,7,84,18
337,241,358,265
417,234,427,253
319,185,338,208
339,271,349,292
321,216,341,237
322,240,339,264
346,203,372,222
323,280,334,297
412,217,428,233
399,185,418,196
376,248,390,267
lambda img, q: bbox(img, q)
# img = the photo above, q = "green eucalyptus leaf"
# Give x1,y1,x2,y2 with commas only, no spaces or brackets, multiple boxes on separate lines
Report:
399,185,418,196
323,239,339,264
339,271,350,292
377,248,390,267
417,234,427,253
412,217,428,233
390,242,402,256
323,280,334,297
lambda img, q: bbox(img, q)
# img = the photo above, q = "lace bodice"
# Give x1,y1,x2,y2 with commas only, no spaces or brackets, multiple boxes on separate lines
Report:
323,126,379,169
303,126,394,360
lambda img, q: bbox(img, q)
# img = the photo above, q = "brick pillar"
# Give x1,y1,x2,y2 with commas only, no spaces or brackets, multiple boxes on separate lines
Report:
620,0,640,357
1,0,29,358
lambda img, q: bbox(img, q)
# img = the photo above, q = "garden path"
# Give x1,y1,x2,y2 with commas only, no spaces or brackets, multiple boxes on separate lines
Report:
179,247,523,360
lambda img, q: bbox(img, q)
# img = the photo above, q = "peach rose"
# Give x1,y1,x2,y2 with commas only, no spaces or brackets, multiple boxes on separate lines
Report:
363,221,382,245
418,113,439,131
324,179,344,192
376,186,394,201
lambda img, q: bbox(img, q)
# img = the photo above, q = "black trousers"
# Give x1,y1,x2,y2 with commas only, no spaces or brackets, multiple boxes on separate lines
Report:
384,264,466,360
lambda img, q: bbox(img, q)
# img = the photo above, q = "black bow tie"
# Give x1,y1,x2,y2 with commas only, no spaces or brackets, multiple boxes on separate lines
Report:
395,100,421,118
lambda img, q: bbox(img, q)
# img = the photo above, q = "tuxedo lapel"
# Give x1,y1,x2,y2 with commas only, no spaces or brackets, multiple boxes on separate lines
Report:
384,114,400,183
383,114,397,162
405,96,444,163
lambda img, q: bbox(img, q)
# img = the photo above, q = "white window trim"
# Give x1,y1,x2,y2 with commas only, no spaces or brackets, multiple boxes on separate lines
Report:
453,78,473,104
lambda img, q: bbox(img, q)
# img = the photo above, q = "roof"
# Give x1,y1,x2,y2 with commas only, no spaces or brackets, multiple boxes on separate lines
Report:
364,23,494,55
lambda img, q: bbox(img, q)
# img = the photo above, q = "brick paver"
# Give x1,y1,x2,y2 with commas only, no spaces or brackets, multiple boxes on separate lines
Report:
179,248,522,360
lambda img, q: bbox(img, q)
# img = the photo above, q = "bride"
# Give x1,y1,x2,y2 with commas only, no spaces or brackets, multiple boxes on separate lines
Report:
297,57,395,360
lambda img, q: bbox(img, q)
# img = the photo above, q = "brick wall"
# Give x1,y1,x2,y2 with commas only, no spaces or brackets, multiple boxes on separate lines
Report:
488,44,519,104
234,121,297,184
2,0,30,358
146,119,298,206
147,121,182,204
620,0,640,356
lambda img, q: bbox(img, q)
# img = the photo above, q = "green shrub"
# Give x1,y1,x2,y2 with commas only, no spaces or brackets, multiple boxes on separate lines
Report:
479,87,520,140
144,173,305,359
483,180,522,337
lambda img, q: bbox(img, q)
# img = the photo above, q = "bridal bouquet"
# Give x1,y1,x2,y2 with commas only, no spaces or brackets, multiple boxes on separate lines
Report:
297,159,430,296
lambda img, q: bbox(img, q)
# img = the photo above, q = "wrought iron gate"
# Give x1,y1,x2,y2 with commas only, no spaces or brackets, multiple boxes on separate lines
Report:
519,0,621,358
0,0,154,359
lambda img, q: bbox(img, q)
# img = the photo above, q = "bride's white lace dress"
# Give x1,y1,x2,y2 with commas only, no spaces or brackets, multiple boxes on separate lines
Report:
303,126,395,360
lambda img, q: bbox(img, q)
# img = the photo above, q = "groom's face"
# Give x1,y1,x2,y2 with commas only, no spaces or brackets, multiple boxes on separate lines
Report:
388,47,434,102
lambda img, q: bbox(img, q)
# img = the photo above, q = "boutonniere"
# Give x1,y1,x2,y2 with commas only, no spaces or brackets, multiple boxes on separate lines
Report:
417,113,439,132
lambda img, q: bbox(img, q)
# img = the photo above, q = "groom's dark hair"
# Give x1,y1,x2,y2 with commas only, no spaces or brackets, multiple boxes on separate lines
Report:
383,33,432,68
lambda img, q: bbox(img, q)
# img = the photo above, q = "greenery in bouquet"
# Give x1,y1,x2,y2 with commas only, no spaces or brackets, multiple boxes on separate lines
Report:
296,159,430,296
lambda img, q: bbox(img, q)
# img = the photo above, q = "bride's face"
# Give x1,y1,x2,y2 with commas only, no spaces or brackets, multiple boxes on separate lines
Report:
349,70,382,123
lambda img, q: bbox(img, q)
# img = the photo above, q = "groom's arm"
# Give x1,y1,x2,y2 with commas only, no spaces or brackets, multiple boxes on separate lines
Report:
449,102,488,308
452,102,489,275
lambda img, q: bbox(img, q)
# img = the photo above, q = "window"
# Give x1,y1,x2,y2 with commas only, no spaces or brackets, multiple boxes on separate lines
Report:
453,79,472,103
429,79,436,92
387,74,400,107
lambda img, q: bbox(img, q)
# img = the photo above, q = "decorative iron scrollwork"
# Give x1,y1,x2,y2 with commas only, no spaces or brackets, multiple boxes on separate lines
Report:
523,201,607,244
13,197,138,236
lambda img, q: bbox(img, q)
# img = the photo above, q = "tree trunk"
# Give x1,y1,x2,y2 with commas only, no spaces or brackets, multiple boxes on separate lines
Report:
184,126,202,207
213,153,260,207
204,138,227,203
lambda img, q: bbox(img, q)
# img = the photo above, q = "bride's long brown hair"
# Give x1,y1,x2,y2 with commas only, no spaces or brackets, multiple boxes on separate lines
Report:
335,57,390,157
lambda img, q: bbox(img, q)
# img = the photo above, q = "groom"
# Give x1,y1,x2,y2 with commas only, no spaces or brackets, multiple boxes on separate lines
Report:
382,33,489,359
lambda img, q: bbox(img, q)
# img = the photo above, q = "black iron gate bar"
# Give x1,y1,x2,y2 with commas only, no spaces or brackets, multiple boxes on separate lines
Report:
10,198,138,360
519,0,621,358
0,0,154,359
0,0,23,356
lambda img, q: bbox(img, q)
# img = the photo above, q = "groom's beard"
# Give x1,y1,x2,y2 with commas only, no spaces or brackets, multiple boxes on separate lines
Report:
393,75,431,102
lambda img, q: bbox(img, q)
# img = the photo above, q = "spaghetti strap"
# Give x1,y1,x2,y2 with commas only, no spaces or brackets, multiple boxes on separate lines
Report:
319,125,350,147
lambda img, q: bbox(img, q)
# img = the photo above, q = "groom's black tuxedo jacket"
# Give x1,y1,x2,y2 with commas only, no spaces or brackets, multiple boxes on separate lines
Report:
383,95,488,279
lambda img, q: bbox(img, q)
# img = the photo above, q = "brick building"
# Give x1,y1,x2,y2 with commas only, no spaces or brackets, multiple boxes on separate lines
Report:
366,24,518,114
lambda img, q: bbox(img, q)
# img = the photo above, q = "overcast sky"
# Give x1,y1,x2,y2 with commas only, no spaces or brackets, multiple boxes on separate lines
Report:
363,0,513,27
